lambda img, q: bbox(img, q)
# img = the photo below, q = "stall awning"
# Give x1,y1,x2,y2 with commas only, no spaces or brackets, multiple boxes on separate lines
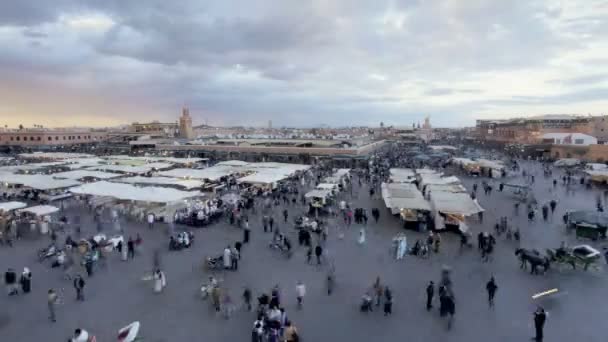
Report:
316,183,338,190
382,183,431,213
430,192,484,216
0,201,27,212
112,176,204,190
0,173,81,190
70,181,202,203
18,205,59,216
305,189,332,199
53,170,122,180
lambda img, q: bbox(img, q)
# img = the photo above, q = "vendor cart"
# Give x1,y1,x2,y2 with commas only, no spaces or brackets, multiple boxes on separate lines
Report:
567,210,608,240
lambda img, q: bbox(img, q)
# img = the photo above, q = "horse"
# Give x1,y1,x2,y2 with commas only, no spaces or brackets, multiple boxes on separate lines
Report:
515,248,550,274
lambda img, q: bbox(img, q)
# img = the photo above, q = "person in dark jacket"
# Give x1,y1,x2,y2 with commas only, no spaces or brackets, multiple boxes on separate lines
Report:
426,281,434,310
314,245,323,265
486,276,498,307
74,274,85,301
4,268,17,295
383,286,393,316
533,306,547,341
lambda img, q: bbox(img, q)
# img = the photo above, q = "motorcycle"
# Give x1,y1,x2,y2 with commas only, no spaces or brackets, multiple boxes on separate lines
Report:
169,231,194,251
205,255,224,270
38,244,58,262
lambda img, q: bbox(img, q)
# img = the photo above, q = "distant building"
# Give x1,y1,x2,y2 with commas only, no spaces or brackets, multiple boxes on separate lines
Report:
418,116,433,142
268,120,272,129
476,115,595,144
0,129,107,147
130,121,178,137
541,133,597,146
179,108,194,139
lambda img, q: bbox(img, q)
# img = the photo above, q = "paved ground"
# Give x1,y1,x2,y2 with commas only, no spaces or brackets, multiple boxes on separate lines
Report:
1,159,607,341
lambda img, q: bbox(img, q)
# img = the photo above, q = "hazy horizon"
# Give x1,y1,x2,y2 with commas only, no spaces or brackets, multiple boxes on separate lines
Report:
1,1,607,128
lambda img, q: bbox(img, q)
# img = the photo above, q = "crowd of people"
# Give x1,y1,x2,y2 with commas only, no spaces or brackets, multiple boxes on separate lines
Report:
5,144,605,341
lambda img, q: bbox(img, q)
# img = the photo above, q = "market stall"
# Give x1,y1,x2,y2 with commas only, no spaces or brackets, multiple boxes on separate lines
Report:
381,182,431,231
567,210,608,240
70,181,203,223
0,201,27,212
554,158,580,167
17,205,60,234
389,168,416,183
305,189,334,214
112,176,205,190
430,191,484,232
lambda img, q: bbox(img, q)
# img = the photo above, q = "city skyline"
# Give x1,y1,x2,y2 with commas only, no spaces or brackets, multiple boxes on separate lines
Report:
1,1,608,128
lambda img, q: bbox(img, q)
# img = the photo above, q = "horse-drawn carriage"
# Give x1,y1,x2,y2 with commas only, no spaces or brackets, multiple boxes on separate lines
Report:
546,245,602,271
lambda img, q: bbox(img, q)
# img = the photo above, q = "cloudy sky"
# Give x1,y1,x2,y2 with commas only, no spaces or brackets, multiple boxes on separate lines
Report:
1,0,608,128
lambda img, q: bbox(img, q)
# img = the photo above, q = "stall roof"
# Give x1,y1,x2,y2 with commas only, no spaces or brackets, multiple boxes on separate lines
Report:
416,168,439,175
569,210,608,227
390,168,416,183
112,176,204,190
554,158,580,167
305,189,333,199
0,201,27,212
216,160,250,167
18,205,59,216
382,183,430,213
333,169,351,178
430,192,484,215
237,172,288,185
158,166,239,181
316,183,338,190
87,164,164,174
53,170,121,180
421,176,460,186
0,162,67,173
0,173,81,190
18,152,94,160
426,184,467,193
477,159,505,170
105,155,206,164
429,145,457,151
323,176,342,184
64,158,105,169
70,181,202,203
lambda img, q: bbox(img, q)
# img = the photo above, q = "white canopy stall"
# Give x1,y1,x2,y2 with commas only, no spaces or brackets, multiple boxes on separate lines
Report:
18,205,60,216
70,181,201,203
430,191,484,232
554,158,580,167
389,168,416,183
305,189,333,208
237,172,288,189
0,201,27,212
0,173,81,190
381,183,430,215
52,170,121,180
71,181,203,223
112,176,204,190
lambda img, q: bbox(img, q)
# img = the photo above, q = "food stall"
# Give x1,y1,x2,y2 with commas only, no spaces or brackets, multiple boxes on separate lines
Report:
567,210,608,240
381,182,431,231
430,191,484,233
305,189,334,214
17,205,60,234
0,201,27,212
